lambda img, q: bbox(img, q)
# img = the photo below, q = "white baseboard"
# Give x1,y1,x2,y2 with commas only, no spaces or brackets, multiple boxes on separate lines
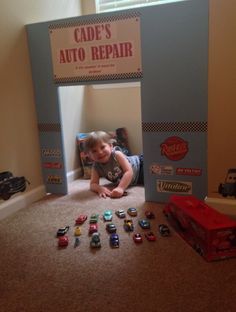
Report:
0,185,46,221
67,167,82,183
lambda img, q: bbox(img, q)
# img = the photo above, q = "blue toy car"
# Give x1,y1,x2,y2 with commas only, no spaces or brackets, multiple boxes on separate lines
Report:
139,219,150,229
110,233,119,248
103,210,113,221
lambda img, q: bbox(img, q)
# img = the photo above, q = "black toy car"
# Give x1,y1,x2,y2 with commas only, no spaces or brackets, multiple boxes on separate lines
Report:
159,224,170,237
0,175,29,200
0,171,13,182
56,226,70,237
218,168,236,198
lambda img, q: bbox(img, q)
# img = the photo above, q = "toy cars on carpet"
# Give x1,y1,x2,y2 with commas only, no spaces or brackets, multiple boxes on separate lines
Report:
106,223,117,233
133,233,143,243
127,207,137,216
145,232,156,241
103,210,113,221
74,226,81,236
89,214,99,223
90,232,101,248
57,226,70,237
159,224,170,237
75,215,87,225
110,233,119,248
89,223,98,234
139,219,150,229
124,219,134,232
115,209,126,218
58,235,69,247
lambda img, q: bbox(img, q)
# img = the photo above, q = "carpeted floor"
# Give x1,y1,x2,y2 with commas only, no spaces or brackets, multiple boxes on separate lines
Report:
1,179,236,312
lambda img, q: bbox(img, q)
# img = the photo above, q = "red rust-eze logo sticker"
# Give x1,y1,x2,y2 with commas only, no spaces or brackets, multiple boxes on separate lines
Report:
160,136,188,161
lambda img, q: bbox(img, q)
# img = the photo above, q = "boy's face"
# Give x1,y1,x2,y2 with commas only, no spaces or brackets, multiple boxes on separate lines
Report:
88,141,112,163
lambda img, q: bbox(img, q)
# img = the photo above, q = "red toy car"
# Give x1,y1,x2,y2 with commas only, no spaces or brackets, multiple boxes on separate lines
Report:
89,223,98,234
145,211,155,219
75,215,87,225
145,232,156,241
133,233,143,243
58,235,69,247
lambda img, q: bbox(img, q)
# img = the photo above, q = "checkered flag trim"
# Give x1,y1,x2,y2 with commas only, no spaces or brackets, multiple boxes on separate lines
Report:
54,72,142,84
49,12,141,30
142,121,207,132
38,123,61,132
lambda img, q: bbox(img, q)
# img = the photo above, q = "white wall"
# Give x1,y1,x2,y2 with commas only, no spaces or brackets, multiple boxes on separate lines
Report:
0,0,82,204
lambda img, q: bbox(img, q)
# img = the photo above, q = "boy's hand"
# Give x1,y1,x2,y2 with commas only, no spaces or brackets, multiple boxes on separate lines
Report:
98,186,112,198
110,187,124,198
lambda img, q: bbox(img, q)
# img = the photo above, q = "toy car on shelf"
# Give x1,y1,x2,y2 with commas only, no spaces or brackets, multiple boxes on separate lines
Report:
74,226,81,236
110,233,119,248
145,232,156,241
145,211,155,219
115,209,126,218
133,233,143,243
127,207,137,216
103,210,113,221
75,215,87,225
124,219,134,232
90,232,101,248
89,214,99,223
139,219,151,229
106,223,117,233
57,226,70,237
218,168,236,197
159,224,170,237
89,223,98,234
0,175,29,200
58,235,69,247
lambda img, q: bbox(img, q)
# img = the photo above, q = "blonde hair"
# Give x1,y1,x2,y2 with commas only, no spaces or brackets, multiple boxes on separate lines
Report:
84,131,114,152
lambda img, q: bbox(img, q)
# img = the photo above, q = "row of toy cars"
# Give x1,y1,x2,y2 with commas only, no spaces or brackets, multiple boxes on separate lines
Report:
56,207,170,248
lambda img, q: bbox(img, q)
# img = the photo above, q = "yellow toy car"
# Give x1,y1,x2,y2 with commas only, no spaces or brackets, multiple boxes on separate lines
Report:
74,226,81,236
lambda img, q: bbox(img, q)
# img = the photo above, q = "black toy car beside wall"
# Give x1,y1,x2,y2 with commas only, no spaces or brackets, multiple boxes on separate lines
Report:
0,172,29,200
218,168,236,198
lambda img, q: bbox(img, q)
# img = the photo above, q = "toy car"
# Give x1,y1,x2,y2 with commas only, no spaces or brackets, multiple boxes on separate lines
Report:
115,209,126,218
89,213,99,223
58,235,69,247
110,233,119,248
145,232,156,241
218,168,236,197
106,223,117,233
103,210,113,221
133,233,143,243
90,232,101,248
0,176,29,200
159,224,170,237
75,215,87,225
89,223,98,234
139,219,151,229
0,171,13,182
145,211,155,219
124,219,134,232
127,207,137,216
74,237,80,248
57,226,70,237
74,226,81,236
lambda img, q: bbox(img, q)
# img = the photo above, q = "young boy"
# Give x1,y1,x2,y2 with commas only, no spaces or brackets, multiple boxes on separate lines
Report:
84,131,143,198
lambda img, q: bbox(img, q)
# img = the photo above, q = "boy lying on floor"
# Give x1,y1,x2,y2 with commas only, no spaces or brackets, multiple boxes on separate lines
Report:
84,131,144,198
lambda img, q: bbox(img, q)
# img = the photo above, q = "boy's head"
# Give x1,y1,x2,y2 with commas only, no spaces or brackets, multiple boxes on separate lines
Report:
84,131,114,163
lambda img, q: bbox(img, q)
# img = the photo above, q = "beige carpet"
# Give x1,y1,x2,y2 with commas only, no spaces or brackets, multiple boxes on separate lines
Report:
1,179,236,312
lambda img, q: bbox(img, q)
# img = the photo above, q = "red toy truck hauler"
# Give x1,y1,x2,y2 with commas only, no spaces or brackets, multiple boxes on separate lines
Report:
164,195,236,261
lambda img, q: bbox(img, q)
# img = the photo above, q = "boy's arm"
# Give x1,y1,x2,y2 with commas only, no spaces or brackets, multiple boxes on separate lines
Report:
111,151,133,198
90,167,112,198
